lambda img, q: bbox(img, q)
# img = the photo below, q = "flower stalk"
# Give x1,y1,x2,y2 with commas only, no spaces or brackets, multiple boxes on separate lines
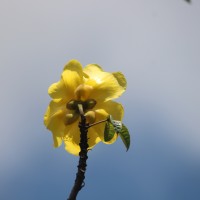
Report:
67,105,89,200
68,105,110,199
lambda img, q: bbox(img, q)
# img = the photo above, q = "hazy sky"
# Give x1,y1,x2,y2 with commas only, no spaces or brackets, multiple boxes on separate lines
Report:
1,0,200,199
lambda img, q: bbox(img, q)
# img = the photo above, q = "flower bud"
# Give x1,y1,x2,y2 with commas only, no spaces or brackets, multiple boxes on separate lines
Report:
64,113,79,125
84,111,96,124
75,84,93,101
67,100,77,110
84,99,96,110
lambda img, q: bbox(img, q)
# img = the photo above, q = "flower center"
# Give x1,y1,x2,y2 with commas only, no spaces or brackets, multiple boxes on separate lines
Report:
64,99,97,125
65,84,96,125
67,99,96,112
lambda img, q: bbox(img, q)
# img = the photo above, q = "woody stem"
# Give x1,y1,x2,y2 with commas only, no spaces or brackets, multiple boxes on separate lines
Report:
67,105,89,200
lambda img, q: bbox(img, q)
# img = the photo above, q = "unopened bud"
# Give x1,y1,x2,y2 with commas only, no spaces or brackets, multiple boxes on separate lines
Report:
75,84,93,101
85,99,96,109
67,100,77,110
64,113,79,125
84,111,96,124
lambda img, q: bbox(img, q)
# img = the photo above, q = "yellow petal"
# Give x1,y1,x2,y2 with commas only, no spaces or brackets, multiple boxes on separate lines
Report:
112,72,127,90
83,64,126,101
63,120,101,156
62,60,83,98
92,109,110,143
53,135,63,147
96,100,124,120
63,121,81,155
65,120,80,141
85,71,126,102
44,100,65,127
44,101,66,140
48,79,68,100
87,127,101,148
63,59,83,72
84,64,103,74
92,101,124,143
64,140,80,156
47,111,65,136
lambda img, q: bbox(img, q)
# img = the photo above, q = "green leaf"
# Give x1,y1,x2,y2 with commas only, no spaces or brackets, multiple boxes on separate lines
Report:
106,116,130,150
104,121,115,142
119,124,130,151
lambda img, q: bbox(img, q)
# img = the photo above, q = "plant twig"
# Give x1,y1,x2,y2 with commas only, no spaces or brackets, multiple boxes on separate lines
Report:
67,109,89,200
68,105,108,199
88,119,108,128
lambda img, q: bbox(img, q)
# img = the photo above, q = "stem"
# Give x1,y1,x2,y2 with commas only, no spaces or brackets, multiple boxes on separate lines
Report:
88,119,108,128
67,107,89,200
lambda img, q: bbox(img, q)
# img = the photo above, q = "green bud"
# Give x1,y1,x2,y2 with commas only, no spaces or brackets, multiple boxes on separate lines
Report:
67,100,77,110
64,113,79,125
84,99,96,110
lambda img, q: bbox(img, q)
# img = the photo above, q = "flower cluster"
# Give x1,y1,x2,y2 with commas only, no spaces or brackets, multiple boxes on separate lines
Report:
44,60,127,155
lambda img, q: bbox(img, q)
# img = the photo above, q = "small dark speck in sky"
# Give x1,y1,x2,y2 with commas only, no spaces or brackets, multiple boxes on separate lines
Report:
185,0,191,3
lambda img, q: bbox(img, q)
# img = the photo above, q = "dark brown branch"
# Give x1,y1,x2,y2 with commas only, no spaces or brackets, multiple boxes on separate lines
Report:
67,114,89,200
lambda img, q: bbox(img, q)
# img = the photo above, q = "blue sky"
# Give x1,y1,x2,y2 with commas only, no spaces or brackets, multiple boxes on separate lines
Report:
1,0,200,199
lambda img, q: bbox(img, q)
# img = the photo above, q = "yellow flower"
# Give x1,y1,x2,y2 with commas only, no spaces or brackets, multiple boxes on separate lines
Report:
44,60,127,155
